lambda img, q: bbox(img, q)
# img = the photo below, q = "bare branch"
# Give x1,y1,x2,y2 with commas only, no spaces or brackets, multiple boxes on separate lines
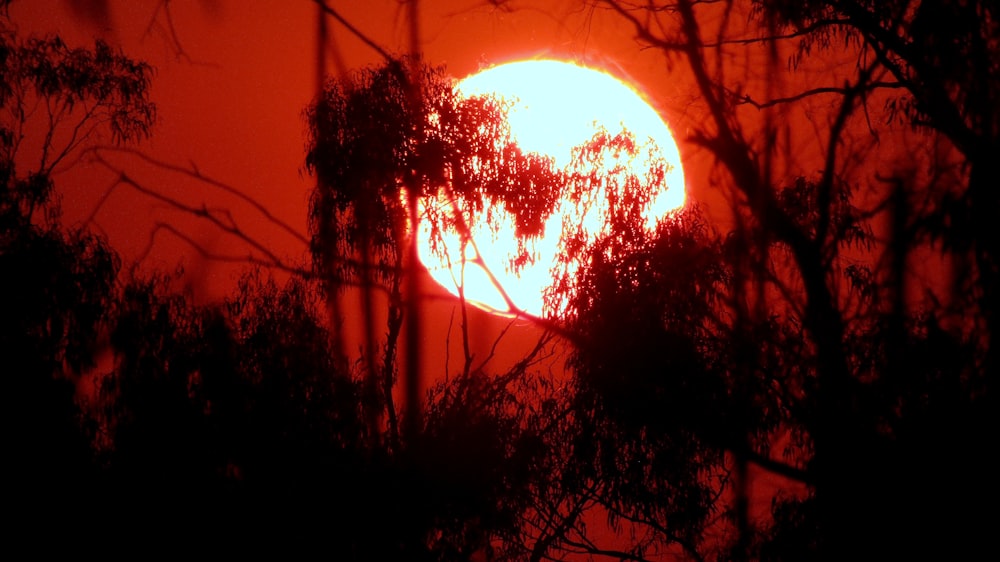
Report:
735,81,905,110
86,146,309,247
313,0,396,64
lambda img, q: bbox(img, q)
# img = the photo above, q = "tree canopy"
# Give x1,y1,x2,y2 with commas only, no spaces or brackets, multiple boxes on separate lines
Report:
4,2,996,560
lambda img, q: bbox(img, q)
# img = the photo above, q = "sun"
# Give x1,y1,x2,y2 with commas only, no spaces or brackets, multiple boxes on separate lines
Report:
417,59,685,317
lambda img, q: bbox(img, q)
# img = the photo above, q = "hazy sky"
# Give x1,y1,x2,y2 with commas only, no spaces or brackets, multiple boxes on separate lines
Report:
6,1,716,376
10,1,694,297
9,2,942,536
13,0,931,379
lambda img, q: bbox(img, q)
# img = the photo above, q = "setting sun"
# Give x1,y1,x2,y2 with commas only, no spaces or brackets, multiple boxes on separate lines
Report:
417,59,686,317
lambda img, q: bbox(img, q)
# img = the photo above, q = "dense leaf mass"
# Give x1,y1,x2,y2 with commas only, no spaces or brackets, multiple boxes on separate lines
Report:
4,2,997,560
304,58,563,292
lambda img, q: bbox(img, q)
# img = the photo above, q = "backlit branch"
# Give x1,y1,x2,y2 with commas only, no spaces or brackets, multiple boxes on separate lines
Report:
141,0,218,66
734,81,905,110
87,146,309,247
81,147,425,291
313,0,396,65
136,221,310,277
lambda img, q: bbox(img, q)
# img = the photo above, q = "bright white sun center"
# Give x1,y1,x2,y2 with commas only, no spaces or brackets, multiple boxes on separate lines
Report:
417,59,685,317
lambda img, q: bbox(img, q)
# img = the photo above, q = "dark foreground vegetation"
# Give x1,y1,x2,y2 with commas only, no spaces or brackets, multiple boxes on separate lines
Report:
3,1,995,559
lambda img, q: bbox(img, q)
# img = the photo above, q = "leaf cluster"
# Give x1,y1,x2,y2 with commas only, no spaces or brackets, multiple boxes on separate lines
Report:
304,58,563,292
1,22,155,154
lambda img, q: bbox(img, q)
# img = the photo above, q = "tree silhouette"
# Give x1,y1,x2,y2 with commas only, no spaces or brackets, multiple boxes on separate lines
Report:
93,268,566,558
509,1,998,560
94,269,377,552
6,2,997,560
1,12,153,537
0,10,559,550
304,57,564,449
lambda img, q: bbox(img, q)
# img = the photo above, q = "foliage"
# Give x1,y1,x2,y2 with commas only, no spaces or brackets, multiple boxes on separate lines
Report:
417,369,556,559
304,58,562,292
6,3,997,561
91,265,564,558
1,10,145,528
1,20,155,175
93,269,368,550
542,127,678,315
1,15,560,556
563,209,736,560
531,1,999,560
303,59,677,319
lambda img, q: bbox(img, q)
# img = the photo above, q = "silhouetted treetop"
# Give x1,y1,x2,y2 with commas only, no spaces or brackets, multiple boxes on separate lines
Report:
1,23,155,173
755,0,999,149
1,10,152,537
304,58,563,291
5,4,997,560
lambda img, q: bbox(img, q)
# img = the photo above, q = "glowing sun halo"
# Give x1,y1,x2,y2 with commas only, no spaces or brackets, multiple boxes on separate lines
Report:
417,59,686,317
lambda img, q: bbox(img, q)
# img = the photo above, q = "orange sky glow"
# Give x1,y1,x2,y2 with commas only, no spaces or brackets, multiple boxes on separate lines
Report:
420,59,686,317
9,0,719,379
9,0,944,382
10,2,969,557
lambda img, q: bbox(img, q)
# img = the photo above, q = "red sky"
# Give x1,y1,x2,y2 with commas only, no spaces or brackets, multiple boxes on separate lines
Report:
15,1,930,550
10,1,949,381
11,0,694,284
8,0,721,378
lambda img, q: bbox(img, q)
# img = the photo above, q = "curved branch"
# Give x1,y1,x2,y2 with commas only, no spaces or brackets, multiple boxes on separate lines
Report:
736,81,905,110
87,146,309,247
